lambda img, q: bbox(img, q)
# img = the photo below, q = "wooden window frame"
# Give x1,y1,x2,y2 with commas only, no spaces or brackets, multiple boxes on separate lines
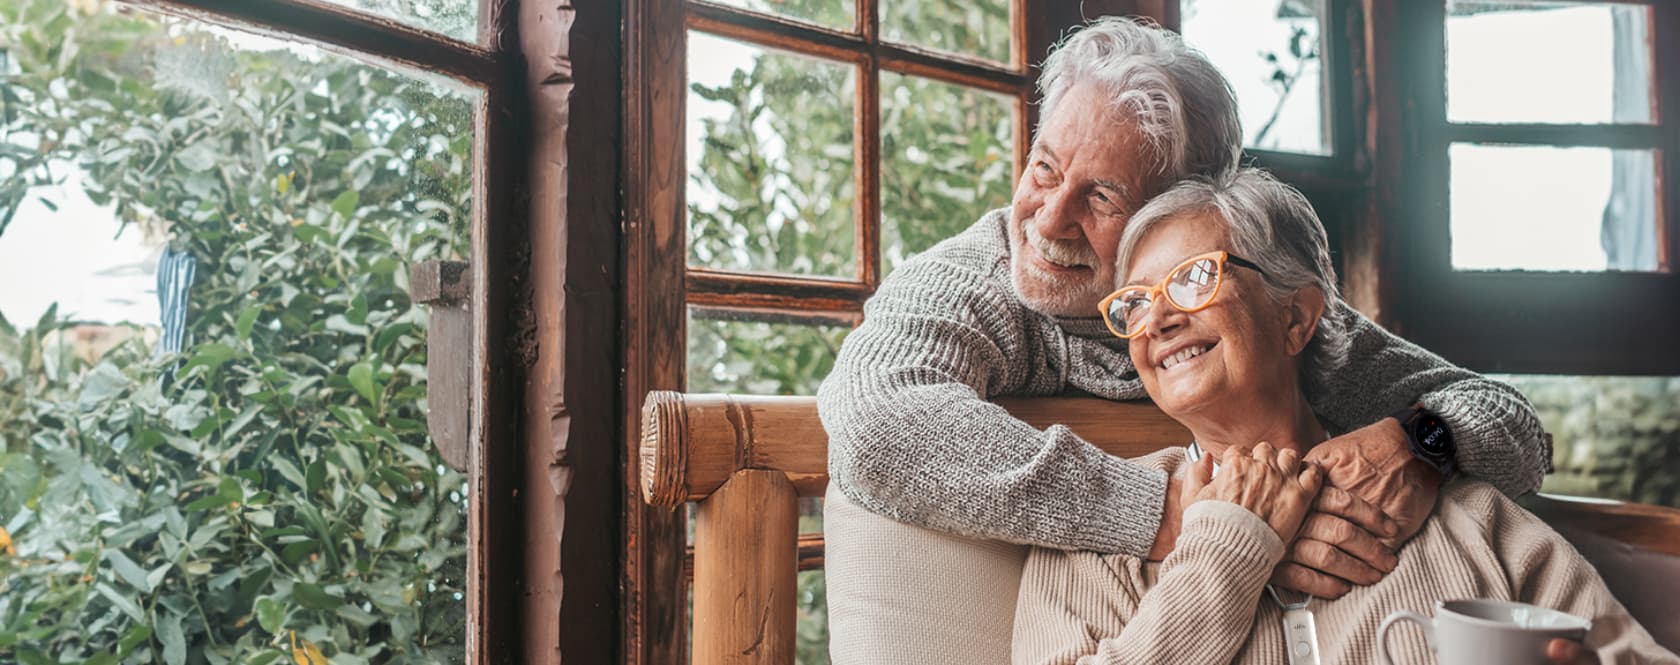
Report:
113,1,536,662
624,1,1105,662
1382,0,1680,376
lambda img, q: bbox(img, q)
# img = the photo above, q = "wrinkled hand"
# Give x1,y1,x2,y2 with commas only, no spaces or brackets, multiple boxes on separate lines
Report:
1186,442,1323,544
1147,467,1186,561
1546,639,1600,664
1274,418,1442,598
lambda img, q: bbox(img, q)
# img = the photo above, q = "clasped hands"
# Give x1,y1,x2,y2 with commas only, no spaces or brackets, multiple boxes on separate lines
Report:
1148,418,1434,598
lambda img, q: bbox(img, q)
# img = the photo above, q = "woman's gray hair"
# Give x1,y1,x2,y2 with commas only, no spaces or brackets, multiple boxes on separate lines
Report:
1038,16,1242,181
1114,168,1351,384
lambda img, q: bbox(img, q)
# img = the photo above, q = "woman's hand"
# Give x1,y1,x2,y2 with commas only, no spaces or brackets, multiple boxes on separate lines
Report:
1184,442,1324,544
1546,639,1601,665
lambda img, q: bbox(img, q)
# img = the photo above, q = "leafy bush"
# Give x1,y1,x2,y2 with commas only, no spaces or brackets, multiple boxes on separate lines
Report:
1,1,470,662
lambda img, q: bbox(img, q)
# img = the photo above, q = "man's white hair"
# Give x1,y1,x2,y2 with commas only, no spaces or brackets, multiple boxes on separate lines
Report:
1038,16,1243,181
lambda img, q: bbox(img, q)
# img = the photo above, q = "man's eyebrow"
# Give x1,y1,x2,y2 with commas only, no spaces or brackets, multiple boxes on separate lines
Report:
1032,144,1057,162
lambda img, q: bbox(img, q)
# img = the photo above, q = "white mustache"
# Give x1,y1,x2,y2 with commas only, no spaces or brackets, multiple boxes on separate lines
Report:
1025,222,1099,268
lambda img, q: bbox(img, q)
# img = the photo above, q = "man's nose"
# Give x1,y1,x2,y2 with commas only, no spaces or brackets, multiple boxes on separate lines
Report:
1034,187,1084,240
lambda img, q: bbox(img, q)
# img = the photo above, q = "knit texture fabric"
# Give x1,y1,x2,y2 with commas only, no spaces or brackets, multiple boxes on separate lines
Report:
817,208,1553,557
1013,450,1679,665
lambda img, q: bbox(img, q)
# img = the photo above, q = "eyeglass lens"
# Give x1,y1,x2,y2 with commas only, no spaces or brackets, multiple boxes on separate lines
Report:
1110,257,1223,336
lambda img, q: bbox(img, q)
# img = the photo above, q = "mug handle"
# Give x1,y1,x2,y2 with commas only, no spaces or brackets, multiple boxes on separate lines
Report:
1377,611,1436,665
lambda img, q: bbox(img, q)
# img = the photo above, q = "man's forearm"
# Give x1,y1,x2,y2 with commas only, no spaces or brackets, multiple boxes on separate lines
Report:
821,376,1168,554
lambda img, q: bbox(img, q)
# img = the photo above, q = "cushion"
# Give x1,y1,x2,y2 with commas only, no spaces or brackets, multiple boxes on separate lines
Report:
1548,522,1680,652
823,482,1027,665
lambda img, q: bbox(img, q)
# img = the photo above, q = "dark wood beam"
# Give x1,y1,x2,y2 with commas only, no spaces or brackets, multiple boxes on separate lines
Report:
126,0,500,84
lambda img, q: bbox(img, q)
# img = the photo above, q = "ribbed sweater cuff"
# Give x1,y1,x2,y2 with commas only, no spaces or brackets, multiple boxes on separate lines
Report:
1420,392,1553,491
1077,457,1169,557
1174,500,1285,571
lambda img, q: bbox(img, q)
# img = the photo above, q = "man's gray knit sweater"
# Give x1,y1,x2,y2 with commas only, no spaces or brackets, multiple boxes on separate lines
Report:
816,209,1550,557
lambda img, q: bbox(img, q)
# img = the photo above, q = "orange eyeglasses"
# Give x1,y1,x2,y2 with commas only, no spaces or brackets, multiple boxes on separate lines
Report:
1098,250,1265,339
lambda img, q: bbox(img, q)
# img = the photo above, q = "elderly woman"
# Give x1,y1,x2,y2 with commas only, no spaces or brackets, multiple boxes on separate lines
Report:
1011,169,1677,665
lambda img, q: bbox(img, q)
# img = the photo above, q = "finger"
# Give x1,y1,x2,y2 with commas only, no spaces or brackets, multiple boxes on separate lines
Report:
1298,513,1399,573
1270,562,1352,599
1184,453,1214,499
1289,537,1387,586
1253,441,1274,463
1276,447,1300,477
1314,486,1399,538
1298,463,1324,496
1545,638,1596,665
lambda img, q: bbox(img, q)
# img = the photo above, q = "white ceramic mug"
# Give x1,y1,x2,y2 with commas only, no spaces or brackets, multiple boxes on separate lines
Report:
1377,599,1590,665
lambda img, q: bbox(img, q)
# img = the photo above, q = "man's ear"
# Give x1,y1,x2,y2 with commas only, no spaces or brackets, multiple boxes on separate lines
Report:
1284,286,1326,357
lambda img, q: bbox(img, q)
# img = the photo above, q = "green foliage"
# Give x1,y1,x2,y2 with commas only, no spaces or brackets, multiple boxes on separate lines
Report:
1503,375,1680,507
1,1,469,662
682,2,1015,661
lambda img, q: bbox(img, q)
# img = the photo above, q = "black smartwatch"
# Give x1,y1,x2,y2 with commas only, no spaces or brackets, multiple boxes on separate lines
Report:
1391,405,1456,478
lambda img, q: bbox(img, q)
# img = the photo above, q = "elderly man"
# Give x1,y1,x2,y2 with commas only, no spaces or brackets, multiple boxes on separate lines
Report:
817,16,1551,664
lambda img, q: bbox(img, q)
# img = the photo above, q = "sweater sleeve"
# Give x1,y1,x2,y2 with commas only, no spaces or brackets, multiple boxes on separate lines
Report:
1306,303,1550,498
817,236,1167,555
1481,492,1680,664
1012,501,1283,665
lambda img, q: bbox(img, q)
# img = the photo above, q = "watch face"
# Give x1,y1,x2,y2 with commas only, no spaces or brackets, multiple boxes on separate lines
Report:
1415,415,1453,454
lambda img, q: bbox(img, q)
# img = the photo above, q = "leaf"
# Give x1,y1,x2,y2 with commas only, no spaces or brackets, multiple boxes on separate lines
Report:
293,582,344,610
118,623,152,657
105,549,151,592
255,596,285,634
236,306,260,340
158,611,186,665
94,582,145,621
348,362,378,403
331,190,360,219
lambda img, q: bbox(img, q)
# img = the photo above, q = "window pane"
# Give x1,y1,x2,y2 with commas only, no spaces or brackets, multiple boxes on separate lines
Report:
881,0,1012,65
1181,0,1329,155
707,0,854,32
1447,1,1652,125
685,309,851,395
687,32,858,278
0,6,472,663
315,0,478,43
796,569,829,665
1450,144,1659,272
880,73,1015,277
1492,375,1680,507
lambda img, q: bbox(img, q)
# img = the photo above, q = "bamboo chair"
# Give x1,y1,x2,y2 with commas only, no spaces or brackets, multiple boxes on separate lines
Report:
638,391,1680,664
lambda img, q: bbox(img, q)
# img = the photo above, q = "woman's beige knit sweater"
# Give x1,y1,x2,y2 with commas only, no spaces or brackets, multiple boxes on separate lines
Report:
1014,450,1679,665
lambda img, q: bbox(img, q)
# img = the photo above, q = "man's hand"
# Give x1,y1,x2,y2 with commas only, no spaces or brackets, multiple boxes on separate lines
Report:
1546,639,1600,664
1272,418,1443,598
1146,458,1194,561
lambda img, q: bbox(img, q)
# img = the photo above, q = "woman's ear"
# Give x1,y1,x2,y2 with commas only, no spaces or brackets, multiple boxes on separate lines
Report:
1283,286,1326,357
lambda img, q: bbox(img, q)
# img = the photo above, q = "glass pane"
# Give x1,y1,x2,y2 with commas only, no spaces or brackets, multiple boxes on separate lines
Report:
1447,1,1652,125
1,5,471,663
1181,0,1329,155
881,0,1012,65
687,32,858,278
685,309,851,395
880,73,1015,277
1450,144,1659,272
796,569,829,665
707,0,854,32
1492,375,1680,507
315,0,478,43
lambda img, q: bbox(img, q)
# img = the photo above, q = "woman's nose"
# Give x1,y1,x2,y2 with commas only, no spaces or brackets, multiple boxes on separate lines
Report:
1144,297,1188,336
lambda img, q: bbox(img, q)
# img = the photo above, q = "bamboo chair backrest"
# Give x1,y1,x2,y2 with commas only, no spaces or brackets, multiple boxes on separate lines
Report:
638,390,1680,664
